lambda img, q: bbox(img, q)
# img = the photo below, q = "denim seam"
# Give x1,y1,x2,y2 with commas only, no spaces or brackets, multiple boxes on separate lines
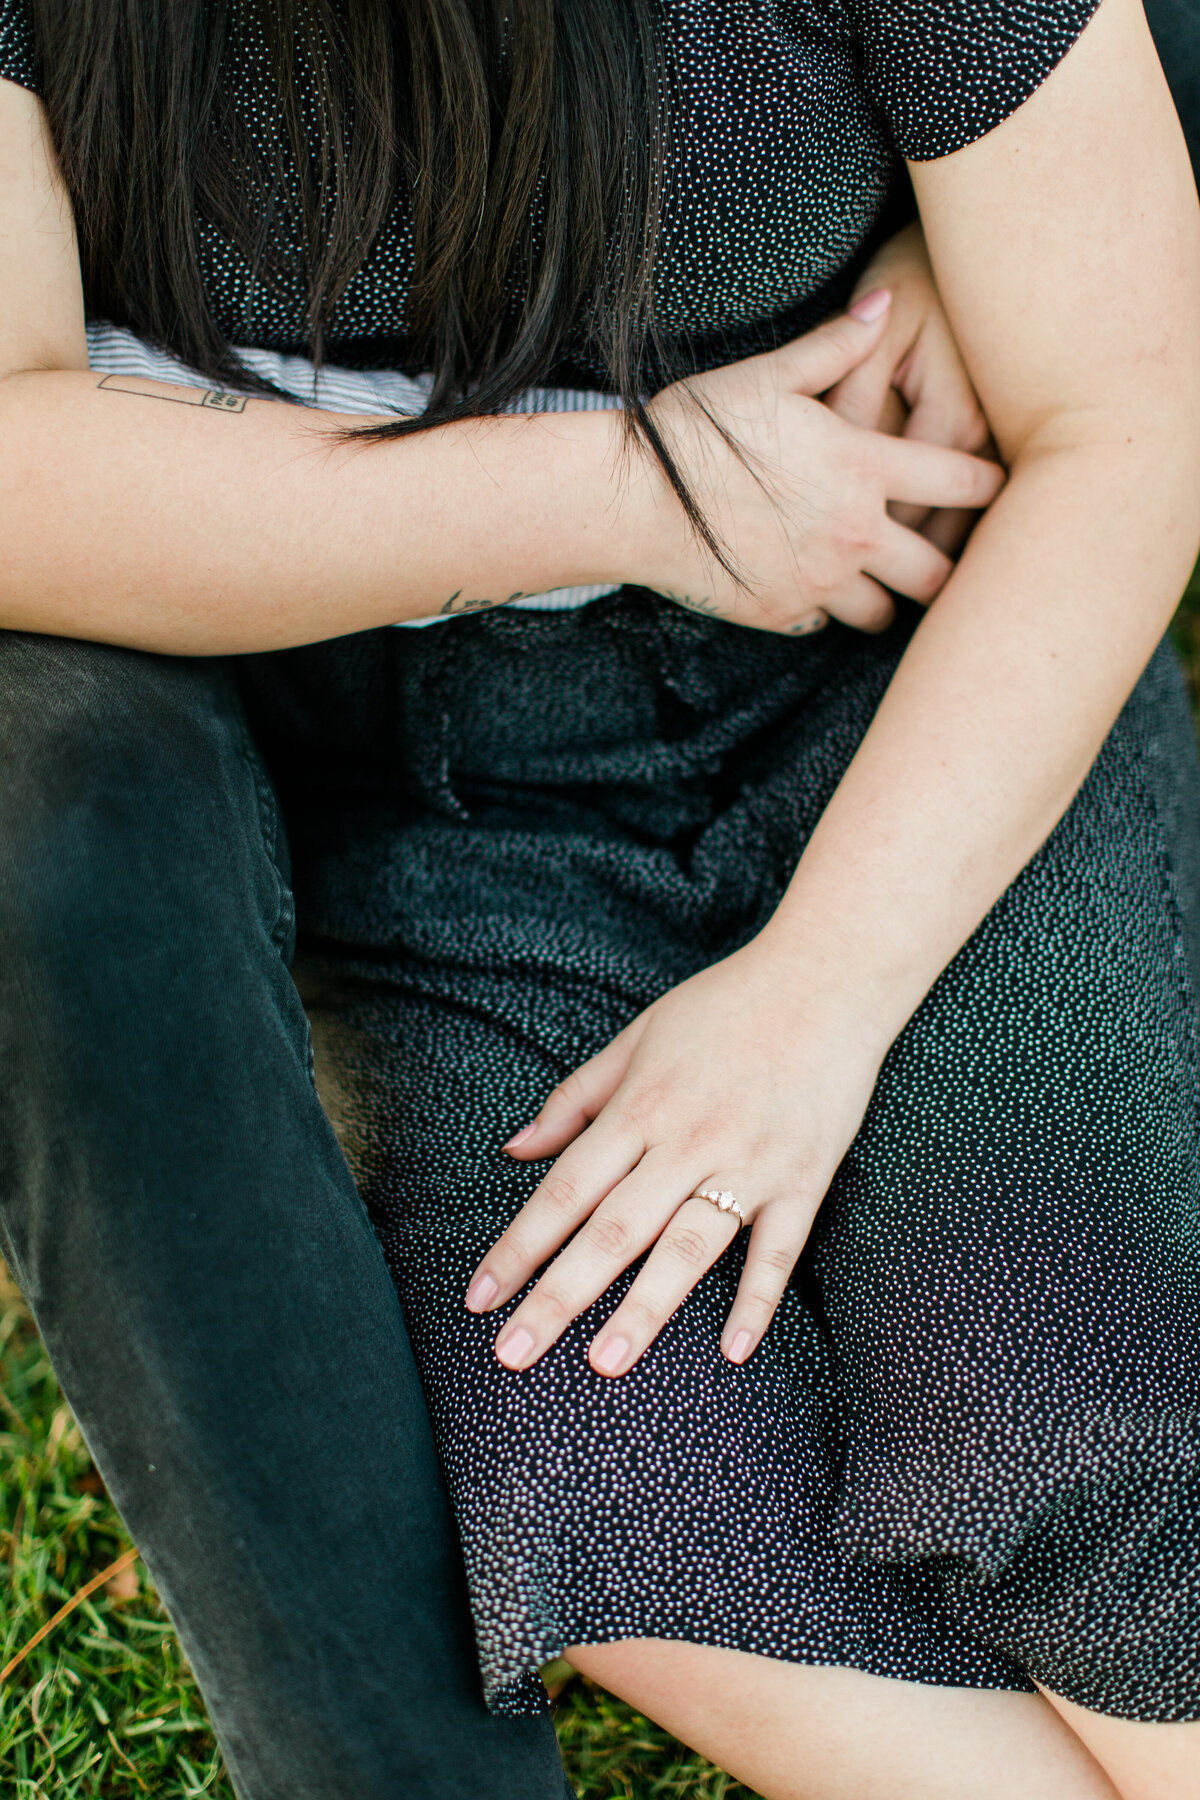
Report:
228,698,295,953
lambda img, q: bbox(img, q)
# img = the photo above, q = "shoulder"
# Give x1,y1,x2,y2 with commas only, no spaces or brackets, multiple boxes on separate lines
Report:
0,0,38,98
842,0,1103,159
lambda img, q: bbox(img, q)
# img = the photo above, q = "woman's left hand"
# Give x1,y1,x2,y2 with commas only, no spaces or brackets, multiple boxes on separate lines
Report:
464,937,892,1375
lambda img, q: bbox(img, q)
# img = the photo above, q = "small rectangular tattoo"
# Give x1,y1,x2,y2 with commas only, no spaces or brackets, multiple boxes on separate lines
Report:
96,374,247,412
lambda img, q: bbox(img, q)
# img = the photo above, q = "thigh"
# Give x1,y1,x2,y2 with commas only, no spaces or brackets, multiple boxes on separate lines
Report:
821,640,1200,1720
0,632,566,1800
295,907,1032,1719
288,614,1200,1724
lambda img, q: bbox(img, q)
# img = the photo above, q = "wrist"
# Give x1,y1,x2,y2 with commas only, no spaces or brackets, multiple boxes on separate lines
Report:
582,404,684,593
501,408,636,590
750,901,925,1059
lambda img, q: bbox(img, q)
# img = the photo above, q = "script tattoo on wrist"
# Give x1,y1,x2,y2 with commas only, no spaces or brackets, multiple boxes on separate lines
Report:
440,589,530,615
660,588,721,619
96,374,247,412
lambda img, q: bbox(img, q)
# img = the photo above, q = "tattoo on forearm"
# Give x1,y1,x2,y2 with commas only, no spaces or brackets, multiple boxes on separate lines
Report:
440,589,531,615
96,374,247,412
660,588,721,618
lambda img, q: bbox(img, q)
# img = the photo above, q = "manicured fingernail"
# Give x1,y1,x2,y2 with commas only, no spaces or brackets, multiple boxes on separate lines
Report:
848,286,891,324
504,1124,537,1151
496,1325,537,1369
465,1272,499,1312
727,1330,754,1364
593,1334,631,1376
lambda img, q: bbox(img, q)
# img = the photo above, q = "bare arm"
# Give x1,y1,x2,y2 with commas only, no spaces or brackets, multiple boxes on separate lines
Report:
0,81,623,652
0,76,1001,654
768,0,1200,1032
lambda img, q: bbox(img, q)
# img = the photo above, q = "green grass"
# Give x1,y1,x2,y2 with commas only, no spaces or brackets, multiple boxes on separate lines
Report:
0,1265,759,1798
6,573,1200,1798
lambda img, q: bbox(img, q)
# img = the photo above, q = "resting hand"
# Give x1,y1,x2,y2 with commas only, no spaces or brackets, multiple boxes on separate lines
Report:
628,286,1003,638
464,938,889,1375
825,221,995,557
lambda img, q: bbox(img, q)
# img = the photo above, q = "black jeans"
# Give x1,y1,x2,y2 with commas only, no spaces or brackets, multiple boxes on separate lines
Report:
0,636,567,1800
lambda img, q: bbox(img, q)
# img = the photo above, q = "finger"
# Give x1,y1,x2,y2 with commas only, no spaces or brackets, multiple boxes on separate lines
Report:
720,1207,809,1364
817,573,894,635
787,606,832,637
770,290,893,397
504,1025,639,1160
823,354,896,432
863,520,954,606
467,1117,643,1314
879,435,1005,511
887,499,932,531
922,506,977,559
492,1149,698,1370
905,389,990,457
588,1190,744,1378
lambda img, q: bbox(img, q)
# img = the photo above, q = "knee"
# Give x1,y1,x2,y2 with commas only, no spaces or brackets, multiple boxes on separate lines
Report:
0,631,272,965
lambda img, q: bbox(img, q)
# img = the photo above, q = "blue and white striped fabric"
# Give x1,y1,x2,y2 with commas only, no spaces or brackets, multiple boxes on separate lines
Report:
84,319,625,625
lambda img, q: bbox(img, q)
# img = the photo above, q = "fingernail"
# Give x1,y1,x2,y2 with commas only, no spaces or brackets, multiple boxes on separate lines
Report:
496,1325,537,1369
849,286,891,324
593,1334,631,1376
465,1271,499,1312
727,1329,754,1364
504,1123,537,1151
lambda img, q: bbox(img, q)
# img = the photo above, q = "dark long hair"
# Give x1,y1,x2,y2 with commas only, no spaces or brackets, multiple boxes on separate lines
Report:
28,0,724,557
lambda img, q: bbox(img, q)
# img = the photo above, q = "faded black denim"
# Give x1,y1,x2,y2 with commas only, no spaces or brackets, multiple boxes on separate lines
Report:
1148,0,1200,173
0,633,568,1800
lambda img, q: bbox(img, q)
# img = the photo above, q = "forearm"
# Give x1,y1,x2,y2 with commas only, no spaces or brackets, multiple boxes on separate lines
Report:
766,429,1200,1038
0,369,621,654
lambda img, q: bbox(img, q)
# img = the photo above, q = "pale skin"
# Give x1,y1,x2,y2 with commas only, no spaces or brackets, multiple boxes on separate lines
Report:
0,84,999,652
2,2,1199,1794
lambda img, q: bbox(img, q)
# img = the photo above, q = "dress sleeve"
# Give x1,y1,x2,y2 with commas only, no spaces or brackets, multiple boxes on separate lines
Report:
845,0,1103,161
0,0,38,95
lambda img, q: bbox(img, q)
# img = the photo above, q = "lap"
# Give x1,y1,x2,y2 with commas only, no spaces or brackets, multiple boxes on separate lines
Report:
280,610,1200,1720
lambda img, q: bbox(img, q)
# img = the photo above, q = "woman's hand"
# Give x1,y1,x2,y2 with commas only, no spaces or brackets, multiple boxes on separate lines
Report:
825,222,995,557
464,936,891,1375
627,289,1004,638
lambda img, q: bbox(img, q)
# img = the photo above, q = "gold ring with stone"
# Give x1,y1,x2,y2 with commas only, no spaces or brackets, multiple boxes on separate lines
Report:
691,1188,745,1227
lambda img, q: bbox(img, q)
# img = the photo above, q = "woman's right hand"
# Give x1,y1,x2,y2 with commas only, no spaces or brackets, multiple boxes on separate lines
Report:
627,291,1005,636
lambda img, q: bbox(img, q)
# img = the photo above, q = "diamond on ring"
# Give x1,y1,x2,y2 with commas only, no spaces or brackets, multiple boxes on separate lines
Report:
692,1187,745,1226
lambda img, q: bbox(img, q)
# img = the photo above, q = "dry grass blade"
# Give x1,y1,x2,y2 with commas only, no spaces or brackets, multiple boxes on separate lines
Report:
0,1546,142,1683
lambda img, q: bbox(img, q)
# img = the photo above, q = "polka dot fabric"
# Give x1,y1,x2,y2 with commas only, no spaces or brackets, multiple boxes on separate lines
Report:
239,597,1200,1722
846,0,1103,161
0,0,1099,374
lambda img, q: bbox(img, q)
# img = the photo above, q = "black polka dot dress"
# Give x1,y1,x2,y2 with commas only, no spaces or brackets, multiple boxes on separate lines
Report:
9,0,1200,1729
241,601,1200,1725
0,0,1102,378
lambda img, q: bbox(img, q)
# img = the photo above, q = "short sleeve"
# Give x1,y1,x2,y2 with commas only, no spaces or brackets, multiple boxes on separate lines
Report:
0,0,38,95
845,0,1103,161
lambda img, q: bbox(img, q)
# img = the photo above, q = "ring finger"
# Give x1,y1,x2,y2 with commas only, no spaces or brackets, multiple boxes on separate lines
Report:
493,1148,702,1370
587,1184,748,1379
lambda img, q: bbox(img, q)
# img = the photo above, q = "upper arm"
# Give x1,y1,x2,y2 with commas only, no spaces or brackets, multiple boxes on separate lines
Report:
906,0,1200,463
0,74,87,377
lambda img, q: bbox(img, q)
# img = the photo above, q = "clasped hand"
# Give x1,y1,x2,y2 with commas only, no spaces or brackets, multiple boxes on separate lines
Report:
628,221,1002,635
